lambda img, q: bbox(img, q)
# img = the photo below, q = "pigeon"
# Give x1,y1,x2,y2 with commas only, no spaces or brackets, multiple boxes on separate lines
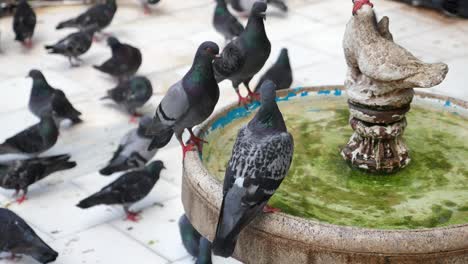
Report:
254,48,292,92
99,116,158,176
77,160,165,222
146,41,220,158
196,238,213,264
0,154,76,204
231,0,288,15
13,0,36,48
213,1,271,106
56,0,117,33
0,115,59,157
45,26,98,67
178,214,202,258
213,0,244,43
93,37,142,81
0,208,58,263
139,0,161,14
100,76,153,118
212,80,294,257
28,70,83,125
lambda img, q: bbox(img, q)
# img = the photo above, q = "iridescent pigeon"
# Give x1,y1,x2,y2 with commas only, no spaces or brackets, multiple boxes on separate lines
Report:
56,0,117,33
13,0,36,48
0,154,76,204
213,0,244,43
213,2,271,106
254,48,293,92
77,160,165,222
212,80,294,257
178,214,201,258
45,26,98,67
0,208,58,263
28,70,83,125
0,115,58,157
93,37,142,81
99,116,158,176
146,42,220,158
100,76,153,118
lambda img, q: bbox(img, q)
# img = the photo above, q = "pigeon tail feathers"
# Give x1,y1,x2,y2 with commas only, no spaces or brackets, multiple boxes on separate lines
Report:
146,115,174,150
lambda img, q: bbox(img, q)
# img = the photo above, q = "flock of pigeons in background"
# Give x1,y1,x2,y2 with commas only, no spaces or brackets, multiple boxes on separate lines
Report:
0,0,296,263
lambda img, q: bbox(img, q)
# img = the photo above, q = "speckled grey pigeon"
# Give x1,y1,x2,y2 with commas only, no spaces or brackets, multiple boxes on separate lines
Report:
77,160,165,222
45,26,98,67
213,0,244,43
0,115,59,157
28,70,82,125
212,80,294,257
101,76,153,117
146,42,220,158
213,1,271,106
0,154,76,204
56,0,117,32
196,237,213,264
99,116,158,176
13,0,36,48
0,208,58,263
254,48,292,92
93,37,142,81
178,214,202,258
231,0,288,14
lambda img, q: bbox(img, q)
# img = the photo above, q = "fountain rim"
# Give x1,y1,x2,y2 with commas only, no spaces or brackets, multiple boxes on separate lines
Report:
183,85,468,255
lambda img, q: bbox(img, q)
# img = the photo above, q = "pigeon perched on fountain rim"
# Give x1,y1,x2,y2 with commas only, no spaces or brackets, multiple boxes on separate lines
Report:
254,48,293,92
146,41,220,158
212,80,294,257
0,115,59,156
28,69,83,124
213,1,271,106
99,116,158,176
93,37,143,81
0,154,77,203
13,0,36,48
56,0,117,31
77,160,165,221
0,208,58,263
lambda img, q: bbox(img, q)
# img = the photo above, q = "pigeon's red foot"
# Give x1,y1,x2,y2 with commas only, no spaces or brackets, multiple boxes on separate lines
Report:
6,253,21,261
237,95,251,108
182,143,196,159
126,212,141,222
23,39,33,49
129,113,142,124
189,135,208,151
143,5,152,15
92,36,101,42
263,205,281,213
248,91,261,102
16,195,27,204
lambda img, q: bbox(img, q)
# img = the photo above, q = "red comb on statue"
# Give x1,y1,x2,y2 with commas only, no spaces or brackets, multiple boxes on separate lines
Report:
353,0,374,15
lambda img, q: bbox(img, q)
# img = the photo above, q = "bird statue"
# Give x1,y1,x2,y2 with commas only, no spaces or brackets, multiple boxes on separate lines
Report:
230,0,288,16
100,76,153,121
77,160,165,222
99,116,158,176
254,48,292,92
0,208,58,263
28,70,83,125
93,37,142,81
13,0,36,48
0,154,76,204
213,1,271,106
0,115,59,157
213,0,244,43
178,214,213,263
45,26,98,67
146,41,220,158
56,0,117,39
212,80,294,257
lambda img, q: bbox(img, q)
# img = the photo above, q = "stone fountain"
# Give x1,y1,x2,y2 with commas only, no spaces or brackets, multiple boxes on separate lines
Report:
182,1,468,263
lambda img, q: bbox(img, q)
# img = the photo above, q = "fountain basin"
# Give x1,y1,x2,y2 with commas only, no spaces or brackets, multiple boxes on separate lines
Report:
182,86,468,263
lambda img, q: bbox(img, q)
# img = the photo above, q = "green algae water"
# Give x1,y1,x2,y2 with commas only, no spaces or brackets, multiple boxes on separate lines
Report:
202,95,468,230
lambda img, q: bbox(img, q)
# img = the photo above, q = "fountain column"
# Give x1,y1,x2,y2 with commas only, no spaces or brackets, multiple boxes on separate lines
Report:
340,1,448,173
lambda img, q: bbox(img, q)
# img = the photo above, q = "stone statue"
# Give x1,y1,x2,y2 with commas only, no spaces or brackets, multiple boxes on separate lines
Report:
341,0,449,173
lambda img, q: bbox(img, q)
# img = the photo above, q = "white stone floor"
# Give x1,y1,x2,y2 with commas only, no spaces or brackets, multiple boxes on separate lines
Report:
0,0,467,263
